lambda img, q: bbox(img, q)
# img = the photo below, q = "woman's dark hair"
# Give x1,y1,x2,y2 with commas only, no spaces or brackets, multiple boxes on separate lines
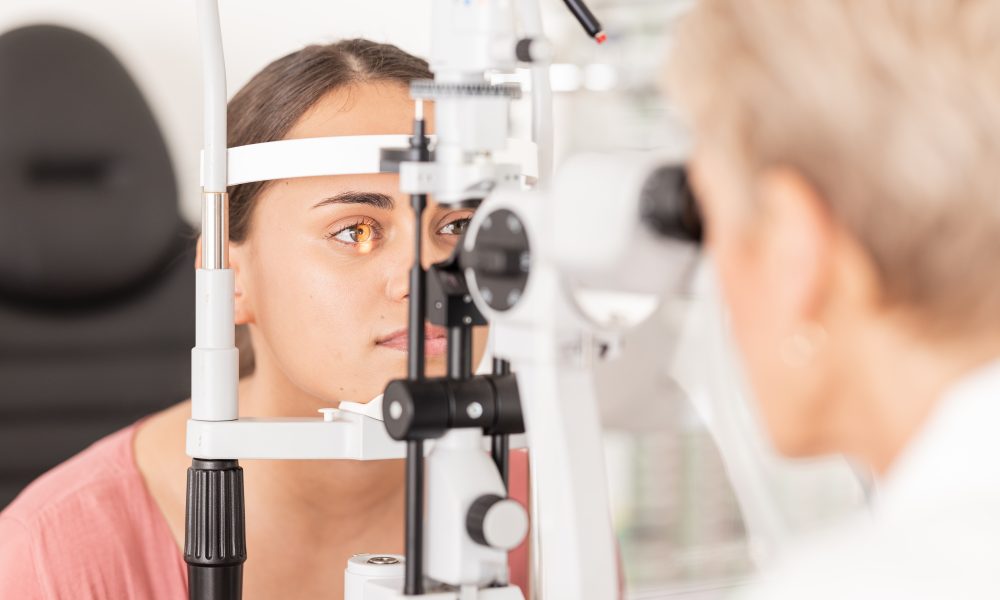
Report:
226,39,432,375
227,39,432,242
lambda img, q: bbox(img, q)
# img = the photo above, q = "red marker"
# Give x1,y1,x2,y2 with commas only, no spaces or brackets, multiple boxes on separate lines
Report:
563,0,606,45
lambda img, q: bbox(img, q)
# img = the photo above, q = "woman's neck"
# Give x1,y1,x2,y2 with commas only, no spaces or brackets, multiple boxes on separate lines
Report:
236,365,405,524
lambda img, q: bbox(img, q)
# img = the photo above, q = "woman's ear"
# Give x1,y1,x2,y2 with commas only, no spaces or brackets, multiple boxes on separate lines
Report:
229,242,255,326
196,234,254,324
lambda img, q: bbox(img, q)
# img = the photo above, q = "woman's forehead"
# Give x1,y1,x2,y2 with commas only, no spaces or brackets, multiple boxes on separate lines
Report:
284,82,427,140
267,172,456,214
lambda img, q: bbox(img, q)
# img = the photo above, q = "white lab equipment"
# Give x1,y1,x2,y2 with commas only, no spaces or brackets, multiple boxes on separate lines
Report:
184,1,579,599
454,151,702,600
180,1,863,599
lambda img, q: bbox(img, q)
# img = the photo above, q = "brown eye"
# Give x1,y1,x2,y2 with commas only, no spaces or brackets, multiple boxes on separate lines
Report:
438,217,472,236
329,220,381,246
349,223,374,243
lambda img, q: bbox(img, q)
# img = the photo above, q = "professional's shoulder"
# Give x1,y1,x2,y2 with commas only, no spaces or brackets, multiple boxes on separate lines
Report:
738,503,1000,600
0,424,187,599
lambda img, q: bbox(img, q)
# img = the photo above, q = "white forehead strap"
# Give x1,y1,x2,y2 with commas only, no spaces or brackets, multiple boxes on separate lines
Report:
201,134,538,187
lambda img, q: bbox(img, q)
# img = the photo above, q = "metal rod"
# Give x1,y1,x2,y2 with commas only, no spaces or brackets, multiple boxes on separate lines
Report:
404,191,426,595
404,101,431,596
404,439,424,596
407,202,427,380
491,358,511,487
404,192,426,594
201,192,229,269
448,326,473,380
491,435,511,489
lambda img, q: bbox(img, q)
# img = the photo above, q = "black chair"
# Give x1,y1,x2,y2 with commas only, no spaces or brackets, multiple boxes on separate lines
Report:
0,25,195,507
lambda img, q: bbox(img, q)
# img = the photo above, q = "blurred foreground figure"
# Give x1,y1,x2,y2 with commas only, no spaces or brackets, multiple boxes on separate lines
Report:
668,1,1000,598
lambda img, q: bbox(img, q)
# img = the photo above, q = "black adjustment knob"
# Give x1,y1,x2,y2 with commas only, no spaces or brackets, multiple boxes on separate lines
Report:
382,379,451,440
184,459,246,600
466,494,529,550
486,374,525,436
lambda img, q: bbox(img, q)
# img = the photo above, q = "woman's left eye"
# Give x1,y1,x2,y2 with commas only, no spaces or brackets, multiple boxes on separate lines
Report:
438,217,472,236
326,219,382,247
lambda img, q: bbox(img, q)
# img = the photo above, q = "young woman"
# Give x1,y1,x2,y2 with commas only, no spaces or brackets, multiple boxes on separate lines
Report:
669,1,1000,598
0,39,528,599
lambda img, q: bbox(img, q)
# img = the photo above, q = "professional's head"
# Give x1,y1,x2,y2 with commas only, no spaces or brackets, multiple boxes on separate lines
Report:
220,40,486,411
668,1,1000,459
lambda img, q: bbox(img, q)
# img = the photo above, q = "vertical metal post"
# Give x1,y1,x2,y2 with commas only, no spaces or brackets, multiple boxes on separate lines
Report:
404,100,431,596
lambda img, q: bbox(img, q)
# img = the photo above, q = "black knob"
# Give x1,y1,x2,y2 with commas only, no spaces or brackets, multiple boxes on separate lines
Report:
466,494,529,550
184,459,246,600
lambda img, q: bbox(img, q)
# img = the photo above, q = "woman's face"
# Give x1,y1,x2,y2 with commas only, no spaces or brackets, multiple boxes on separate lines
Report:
231,82,488,409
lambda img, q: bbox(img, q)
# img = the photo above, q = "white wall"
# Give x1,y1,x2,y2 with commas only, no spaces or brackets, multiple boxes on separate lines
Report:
0,0,434,222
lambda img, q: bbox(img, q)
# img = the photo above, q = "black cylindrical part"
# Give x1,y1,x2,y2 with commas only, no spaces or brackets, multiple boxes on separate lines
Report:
383,379,452,440
185,459,246,600
491,358,512,487
405,439,424,595
188,566,243,600
640,164,703,244
489,374,526,435
447,326,473,380
562,0,604,38
450,377,498,429
492,358,510,375
491,434,510,489
408,196,427,380
385,376,508,439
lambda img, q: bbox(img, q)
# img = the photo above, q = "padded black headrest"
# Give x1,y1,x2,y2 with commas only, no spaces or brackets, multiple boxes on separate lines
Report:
0,25,185,307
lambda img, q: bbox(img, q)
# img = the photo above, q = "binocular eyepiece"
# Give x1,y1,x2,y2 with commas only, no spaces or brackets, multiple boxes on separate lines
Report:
639,164,703,245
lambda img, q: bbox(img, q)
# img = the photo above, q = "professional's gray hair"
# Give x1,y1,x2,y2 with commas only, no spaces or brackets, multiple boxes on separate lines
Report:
668,0,1000,337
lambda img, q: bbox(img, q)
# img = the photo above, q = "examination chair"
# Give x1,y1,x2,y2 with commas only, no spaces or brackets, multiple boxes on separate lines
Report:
0,25,195,507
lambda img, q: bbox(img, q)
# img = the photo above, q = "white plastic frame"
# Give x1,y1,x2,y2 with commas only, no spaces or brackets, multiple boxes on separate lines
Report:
201,135,539,187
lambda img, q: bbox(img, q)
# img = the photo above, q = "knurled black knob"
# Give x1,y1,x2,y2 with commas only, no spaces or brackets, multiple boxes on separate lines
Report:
184,459,246,600
466,494,529,550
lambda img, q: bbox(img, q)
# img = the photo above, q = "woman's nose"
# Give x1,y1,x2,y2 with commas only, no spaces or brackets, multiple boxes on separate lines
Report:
385,219,455,302
386,260,409,301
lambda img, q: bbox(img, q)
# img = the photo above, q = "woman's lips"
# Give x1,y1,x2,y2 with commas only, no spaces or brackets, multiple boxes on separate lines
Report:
376,325,448,356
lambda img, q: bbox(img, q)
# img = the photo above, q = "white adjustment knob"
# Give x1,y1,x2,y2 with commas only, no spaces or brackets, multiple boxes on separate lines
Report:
466,494,529,551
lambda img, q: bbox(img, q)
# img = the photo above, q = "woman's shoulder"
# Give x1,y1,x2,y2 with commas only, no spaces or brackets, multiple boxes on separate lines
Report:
0,422,186,599
2,426,137,524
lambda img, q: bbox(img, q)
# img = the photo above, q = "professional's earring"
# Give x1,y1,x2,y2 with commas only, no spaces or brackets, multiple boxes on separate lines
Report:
780,322,828,368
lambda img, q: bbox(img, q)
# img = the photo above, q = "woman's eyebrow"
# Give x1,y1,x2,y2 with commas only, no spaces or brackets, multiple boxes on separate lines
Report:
312,191,394,210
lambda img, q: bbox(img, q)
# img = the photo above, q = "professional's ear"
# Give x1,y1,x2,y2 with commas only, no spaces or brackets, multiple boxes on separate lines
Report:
194,236,202,269
756,167,836,327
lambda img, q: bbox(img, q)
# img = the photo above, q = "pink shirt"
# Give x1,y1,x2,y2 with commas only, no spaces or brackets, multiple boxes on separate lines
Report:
0,425,530,599
0,426,186,599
